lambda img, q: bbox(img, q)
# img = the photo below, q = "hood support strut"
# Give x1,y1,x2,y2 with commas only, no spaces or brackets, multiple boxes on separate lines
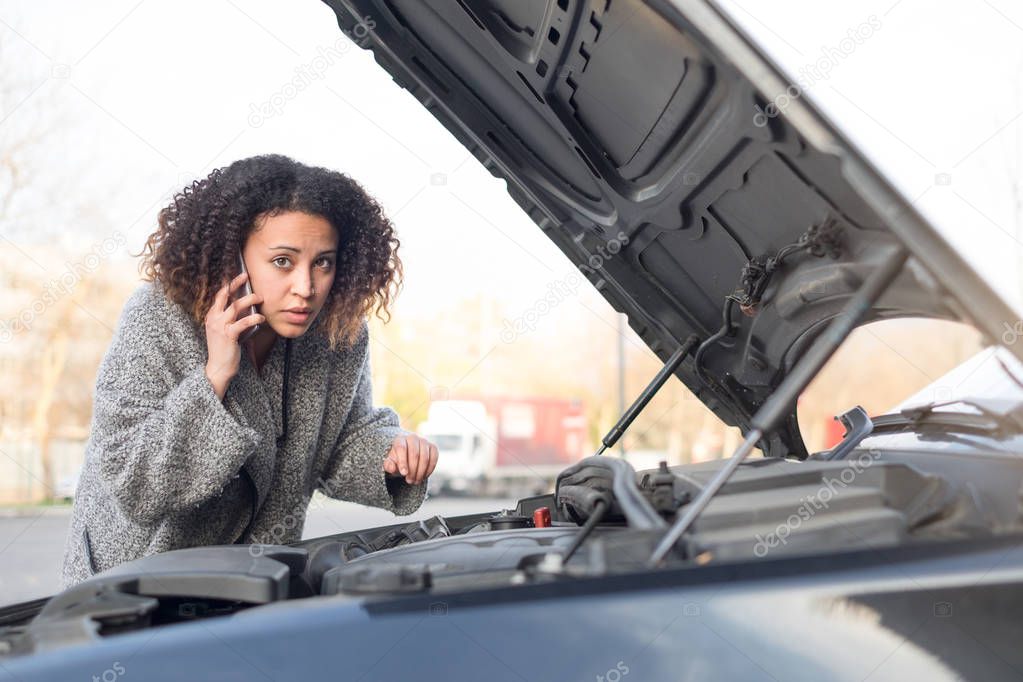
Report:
594,334,700,456
648,246,909,566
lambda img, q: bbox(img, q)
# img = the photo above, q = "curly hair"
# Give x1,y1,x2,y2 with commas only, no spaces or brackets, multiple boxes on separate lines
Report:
134,154,403,351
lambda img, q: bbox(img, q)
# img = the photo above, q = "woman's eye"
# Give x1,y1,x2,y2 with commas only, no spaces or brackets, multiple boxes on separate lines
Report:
272,256,332,269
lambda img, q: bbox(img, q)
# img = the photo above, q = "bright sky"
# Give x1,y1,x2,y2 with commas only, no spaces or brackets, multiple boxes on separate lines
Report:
3,0,1023,323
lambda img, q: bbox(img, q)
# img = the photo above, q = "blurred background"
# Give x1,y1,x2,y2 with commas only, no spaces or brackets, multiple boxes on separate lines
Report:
0,0,1018,600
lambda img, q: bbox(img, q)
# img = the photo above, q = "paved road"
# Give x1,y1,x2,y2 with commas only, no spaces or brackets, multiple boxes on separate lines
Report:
0,496,516,607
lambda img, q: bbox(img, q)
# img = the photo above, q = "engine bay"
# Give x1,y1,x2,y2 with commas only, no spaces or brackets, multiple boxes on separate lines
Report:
4,446,1022,659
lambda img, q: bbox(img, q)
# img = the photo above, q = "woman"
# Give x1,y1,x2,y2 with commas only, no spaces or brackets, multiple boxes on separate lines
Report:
60,154,438,589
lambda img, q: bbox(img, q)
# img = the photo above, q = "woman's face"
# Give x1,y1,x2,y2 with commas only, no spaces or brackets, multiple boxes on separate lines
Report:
241,211,339,339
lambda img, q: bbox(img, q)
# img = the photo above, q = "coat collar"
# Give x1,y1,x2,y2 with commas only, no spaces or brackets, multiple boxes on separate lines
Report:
226,338,285,511
223,326,333,512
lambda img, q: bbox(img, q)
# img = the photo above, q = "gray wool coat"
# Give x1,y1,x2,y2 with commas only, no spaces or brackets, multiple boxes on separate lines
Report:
60,280,427,589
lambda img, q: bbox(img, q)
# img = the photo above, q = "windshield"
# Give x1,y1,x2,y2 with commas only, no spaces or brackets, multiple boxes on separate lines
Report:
843,345,1023,452
796,318,984,453
892,346,1023,414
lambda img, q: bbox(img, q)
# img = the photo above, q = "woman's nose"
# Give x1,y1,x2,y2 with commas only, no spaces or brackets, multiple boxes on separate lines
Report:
293,272,315,297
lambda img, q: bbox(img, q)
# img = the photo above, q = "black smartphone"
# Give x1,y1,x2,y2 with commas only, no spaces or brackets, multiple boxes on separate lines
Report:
235,250,262,343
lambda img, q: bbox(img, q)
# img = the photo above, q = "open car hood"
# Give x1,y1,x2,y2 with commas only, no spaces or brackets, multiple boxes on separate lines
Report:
322,0,1019,456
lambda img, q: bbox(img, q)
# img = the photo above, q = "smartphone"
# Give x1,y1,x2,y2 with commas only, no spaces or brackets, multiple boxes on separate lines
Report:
235,250,262,343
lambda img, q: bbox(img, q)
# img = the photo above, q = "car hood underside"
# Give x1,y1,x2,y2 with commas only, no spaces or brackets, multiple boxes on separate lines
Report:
321,0,1018,456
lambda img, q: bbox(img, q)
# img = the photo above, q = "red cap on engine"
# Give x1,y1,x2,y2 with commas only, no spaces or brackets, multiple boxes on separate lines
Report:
532,506,551,528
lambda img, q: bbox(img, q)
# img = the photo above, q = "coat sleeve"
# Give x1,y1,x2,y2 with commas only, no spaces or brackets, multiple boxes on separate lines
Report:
89,285,263,525
316,324,427,515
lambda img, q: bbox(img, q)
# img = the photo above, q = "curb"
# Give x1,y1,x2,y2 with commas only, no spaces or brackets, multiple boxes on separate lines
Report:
0,506,73,519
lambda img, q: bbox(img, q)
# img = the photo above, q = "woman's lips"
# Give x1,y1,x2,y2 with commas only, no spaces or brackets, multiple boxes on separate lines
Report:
282,310,312,323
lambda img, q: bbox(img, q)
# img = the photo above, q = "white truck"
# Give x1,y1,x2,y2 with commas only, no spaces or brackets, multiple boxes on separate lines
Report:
418,397,588,497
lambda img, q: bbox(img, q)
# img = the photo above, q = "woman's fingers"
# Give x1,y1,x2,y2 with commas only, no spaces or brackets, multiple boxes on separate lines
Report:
211,278,232,318
231,291,263,317
210,272,248,321
228,313,265,339
404,435,421,483
426,443,438,478
223,272,248,314
392,436,409,479
385,435,438,484
413,439,432,483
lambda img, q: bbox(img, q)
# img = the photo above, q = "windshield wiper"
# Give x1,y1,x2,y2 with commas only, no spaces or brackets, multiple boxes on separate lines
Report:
870,398,1023,436
648,247,908,566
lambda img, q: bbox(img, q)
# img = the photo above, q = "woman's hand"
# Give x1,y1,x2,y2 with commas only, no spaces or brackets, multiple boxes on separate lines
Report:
383,433,438,485
204,271,264,399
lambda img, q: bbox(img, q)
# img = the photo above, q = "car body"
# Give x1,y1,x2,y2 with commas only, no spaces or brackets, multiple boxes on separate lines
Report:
3,1,1023,680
